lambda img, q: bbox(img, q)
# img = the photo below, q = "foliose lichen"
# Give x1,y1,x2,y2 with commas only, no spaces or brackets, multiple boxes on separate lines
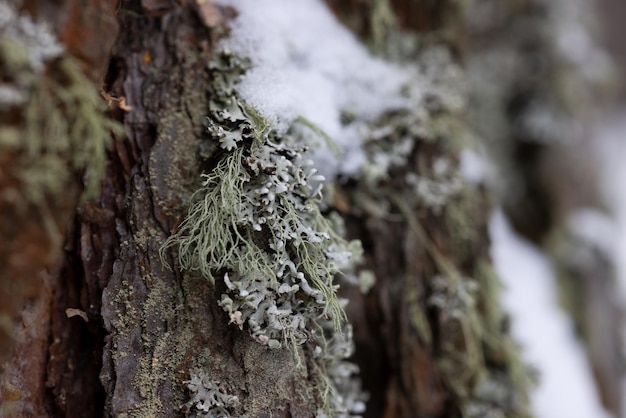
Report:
312,323,368,418
360,45,468,190
164,50,366,415
163,51,360,349
351,30,533,416
182,371,239,418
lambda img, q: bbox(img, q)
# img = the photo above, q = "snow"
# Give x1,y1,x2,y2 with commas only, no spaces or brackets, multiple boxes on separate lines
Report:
596,109,626,300
549,0,613,83
217,0,412,178
459,149,490,184
567,208,618,262
216,3,619,415
489,210,612,418
594,109,626,416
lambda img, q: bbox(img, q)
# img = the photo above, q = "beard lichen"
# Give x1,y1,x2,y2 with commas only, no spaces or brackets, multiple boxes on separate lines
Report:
162,52,354,347
162,51,366,417
0,1,118,209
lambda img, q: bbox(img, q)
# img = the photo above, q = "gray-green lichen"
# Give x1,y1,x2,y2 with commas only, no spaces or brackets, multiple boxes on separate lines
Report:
0,0,118,208
163,52,356,347
183,371,239,418
313,324,368,418
360,45,468,188
163,51,366,416
351,27,533,415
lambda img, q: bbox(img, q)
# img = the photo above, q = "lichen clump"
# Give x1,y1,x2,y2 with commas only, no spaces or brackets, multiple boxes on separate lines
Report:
0,1,116,206
183,371,239,418
163,52,358,348
314,324,367,418
164,51,366,416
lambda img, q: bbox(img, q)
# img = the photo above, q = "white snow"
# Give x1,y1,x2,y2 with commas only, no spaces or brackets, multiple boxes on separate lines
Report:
549,0,613,84
459,149,490,184
567,208,618,262
217,3,620,416
595,109,626,300
217,0,412,178
489,209,612,418
594,108,626,417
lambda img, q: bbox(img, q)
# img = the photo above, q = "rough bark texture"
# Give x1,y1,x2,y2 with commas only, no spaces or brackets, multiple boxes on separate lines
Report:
97,4,321,417
98,1,530,416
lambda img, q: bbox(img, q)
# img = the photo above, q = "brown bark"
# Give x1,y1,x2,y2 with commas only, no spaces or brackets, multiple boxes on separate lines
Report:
0,0,118,415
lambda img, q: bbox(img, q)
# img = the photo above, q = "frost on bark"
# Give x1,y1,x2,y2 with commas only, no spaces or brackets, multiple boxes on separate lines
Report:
0,0,616,417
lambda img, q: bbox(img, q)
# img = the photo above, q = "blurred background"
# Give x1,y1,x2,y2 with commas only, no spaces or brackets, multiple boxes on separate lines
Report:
489,0,626,416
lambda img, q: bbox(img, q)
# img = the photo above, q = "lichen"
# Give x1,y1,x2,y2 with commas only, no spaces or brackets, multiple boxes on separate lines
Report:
162,50,366,415
348,26,534,415
360,45,467,190
406,157,464,214
312,324,368,418
163,52,359,348
0,0,119,208
182,371,239,418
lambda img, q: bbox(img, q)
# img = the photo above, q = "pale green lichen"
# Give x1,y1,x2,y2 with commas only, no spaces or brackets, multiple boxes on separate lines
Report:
183,371,239,418
406,157,464,214
360,45,467,189
353,29,533,415
0,1,118,208
402,187,531,416
163,51,366,416
162,52,360,347
312,323,368,418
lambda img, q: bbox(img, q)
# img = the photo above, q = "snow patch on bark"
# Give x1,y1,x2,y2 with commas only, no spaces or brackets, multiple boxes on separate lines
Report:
489,210,613,418
217,0,412,179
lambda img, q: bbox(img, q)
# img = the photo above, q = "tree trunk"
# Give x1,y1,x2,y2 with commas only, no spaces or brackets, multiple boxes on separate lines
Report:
0,0,617,417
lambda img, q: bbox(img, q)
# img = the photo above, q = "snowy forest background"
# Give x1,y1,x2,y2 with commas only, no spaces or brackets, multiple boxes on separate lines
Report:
1,0,626,417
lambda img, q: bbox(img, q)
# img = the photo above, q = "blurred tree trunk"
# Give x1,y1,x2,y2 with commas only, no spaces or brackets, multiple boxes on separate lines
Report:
1,0,615,417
